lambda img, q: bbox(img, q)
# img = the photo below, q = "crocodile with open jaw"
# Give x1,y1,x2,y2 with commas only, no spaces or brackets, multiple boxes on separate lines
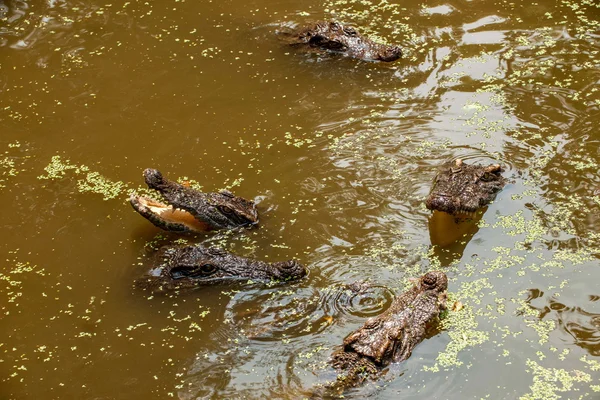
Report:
130,169,258,232
284,21,402,62
137,244,307,291
426,159,507,215
315,271,448,397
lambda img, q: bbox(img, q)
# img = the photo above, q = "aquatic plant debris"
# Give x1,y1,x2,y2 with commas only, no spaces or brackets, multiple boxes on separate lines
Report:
423,279,492,372
0,141,29,190
1,0,600,397
521,359,592,400
38,155,128,200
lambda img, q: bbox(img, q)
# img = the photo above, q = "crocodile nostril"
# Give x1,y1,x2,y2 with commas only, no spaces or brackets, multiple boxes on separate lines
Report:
421,271,448,291
380,46,402,61
422,274,437,288
279,261,295,269
274,261,307,278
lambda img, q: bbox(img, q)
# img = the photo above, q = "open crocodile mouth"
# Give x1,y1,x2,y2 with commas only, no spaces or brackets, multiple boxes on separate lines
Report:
130,195,212,232
426,198,486,217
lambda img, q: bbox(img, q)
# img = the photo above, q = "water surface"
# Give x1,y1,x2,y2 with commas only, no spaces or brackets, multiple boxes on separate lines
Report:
1,0,600,398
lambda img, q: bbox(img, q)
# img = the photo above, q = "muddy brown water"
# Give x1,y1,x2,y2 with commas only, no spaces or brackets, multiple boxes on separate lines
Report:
1,0,599,398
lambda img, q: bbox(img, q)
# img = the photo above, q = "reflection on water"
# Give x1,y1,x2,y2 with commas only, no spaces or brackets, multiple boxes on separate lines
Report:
429,210,483,265
429,211,483,248
1,0,600,398
526,289,600,357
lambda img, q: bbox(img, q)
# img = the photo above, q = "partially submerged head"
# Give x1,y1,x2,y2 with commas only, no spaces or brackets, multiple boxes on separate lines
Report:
137,245,307,291
426,159,506,215
293,21,402,62
130,168,258,232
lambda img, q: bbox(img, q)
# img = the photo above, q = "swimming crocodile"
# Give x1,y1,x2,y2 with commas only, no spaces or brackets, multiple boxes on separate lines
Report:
315,271,448,397
136,244,307,291
130,169,258,232
283,21,402,62
426,159,507,216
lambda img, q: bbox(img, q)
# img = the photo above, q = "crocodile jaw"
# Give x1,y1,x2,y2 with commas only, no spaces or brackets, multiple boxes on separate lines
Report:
129,195,212,232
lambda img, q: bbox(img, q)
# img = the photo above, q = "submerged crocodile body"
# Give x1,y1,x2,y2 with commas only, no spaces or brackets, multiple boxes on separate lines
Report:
284,21,402,62
137,244,307,291
426,159,507,215
130,169,258,232
318,271,448,397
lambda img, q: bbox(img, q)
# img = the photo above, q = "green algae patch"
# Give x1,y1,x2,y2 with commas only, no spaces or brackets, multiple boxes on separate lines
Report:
39,155,148,202
0,257,46,311
38,155,89,180
0,141,29,191
515,297,556,345
481,249,526,274
521,359,591,400
493,210,547,245
2,0,600,397
424,278,493,372
76,171,128,201
39,156,130,201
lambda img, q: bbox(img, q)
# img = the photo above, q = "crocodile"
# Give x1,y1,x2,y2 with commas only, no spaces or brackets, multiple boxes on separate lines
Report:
130,169,258,232
283,21,402,62
316,271,448,397
136,244,307,291
426,159,507,216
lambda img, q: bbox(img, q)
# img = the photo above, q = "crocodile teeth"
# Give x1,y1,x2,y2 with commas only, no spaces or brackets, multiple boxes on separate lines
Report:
133,195,211,231
455,210,477,219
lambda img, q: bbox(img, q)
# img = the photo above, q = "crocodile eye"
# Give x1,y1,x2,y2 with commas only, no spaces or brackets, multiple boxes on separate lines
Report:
343,26,358,36
199,264,217,275
218,206,235,215
171,264,218,279
217,205,254,225
479,172,494,182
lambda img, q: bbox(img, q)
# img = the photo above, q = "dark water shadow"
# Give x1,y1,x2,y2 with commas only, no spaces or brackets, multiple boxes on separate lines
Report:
429,209,484,265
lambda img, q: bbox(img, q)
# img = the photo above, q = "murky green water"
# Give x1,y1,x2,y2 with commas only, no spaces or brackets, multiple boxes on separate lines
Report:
1,0,599,398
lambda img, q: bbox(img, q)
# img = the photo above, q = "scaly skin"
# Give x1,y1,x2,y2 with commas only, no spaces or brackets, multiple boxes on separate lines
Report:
136,244,307,291
426,159,507,215
289,21,402,62
130,169,258,232
317,271,448,397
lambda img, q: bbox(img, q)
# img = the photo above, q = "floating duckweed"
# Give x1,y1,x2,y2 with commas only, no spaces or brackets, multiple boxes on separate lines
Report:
515,298,555,345
177,177,203,192
38,155,89,180
1,0,599,396
482,250,525,274
0,259,45,306
566,155,598,170
580,355,600,372
76,172,128,201
0,141,29,190
521,359,591,400
552,249,592,265
39,155,223,204
424,279,493,371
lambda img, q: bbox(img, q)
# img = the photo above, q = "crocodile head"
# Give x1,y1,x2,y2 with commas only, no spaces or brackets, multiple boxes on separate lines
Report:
425,159,507,215
130,169,258,232
340,271,448,365
325,271,448,396
290,21,402,62
137,245,307,290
